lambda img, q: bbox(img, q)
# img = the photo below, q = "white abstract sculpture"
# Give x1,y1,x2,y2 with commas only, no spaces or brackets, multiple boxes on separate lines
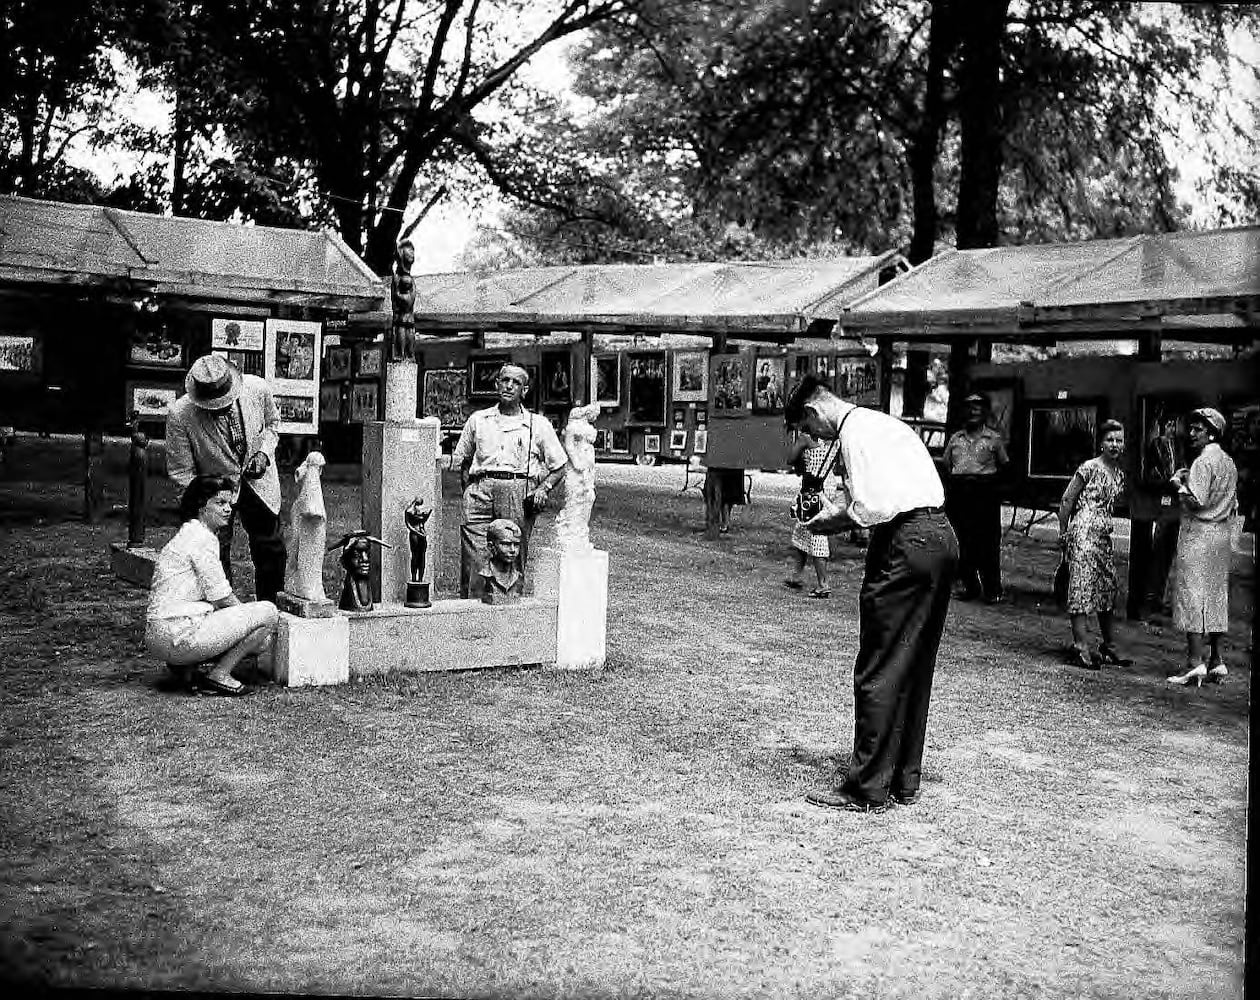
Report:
282,450,329,601
556,403,599,551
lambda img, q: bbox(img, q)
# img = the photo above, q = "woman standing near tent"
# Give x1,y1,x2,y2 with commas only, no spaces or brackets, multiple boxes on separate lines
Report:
1058,420,1130,670
1167,408,1238,687
783,431,836,598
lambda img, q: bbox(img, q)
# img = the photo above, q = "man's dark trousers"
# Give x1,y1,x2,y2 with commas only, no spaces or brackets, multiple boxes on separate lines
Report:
842,509,959,806
217,484,286,603
945,474,1002,598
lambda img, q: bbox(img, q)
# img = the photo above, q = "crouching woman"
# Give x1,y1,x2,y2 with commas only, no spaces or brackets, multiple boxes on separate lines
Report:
146,475,279,696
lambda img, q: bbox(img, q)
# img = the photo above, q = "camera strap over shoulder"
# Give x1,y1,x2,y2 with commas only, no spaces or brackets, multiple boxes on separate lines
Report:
813,406,855,489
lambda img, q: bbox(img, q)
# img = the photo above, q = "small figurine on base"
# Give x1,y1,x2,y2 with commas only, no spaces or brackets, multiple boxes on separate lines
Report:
328,530,390,612
404,497,432,608
479,518,524,605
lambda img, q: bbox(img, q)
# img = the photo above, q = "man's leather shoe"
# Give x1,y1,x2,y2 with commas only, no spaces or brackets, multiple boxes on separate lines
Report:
805,788,888,813
890,789,921,806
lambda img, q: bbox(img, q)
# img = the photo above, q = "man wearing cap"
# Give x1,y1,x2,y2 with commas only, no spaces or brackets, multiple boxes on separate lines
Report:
785,374,958,814
942,392,1009,602
166,354,286,603
452,363,568,599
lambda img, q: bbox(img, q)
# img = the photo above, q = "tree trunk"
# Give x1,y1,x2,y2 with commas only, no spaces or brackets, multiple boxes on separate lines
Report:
171,87,189,215
907,0,957,266
954,0,1009,251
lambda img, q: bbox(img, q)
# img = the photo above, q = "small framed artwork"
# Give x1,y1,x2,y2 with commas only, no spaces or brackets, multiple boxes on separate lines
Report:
669,429,687,451
834,356,880,407
422,368,469,428
354,342,383,378
128,328,185,368
276,394,315,426
211,317,264,352
672,408,685,425
695,407,707,426
213,349,263,377
523,365,541,409
350,381,379,423
0,333,43,374
626,352,667,426
693,428,708,454
671,350,708,402
319,382,344,423
541,350,573,405
644,432,661,454
125,382,178,421
1026,399,1104,479
711,353,749,416
326,345,352,380
595,429,610,451
591,354,621,406
753,355,787,413
610,428,630,454
469,355,510,396
265,318,321,434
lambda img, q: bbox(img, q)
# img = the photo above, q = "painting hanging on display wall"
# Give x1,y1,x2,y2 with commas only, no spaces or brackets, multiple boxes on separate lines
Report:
671,351,708,402
0,334,41,373
1138,392,1198,484
325,345,352,380
834,357,880,407
423,369,470,428
319,383,344,423
626,352,667,425
211,317,265,352
693,428,708,454
1026,399,1104,479
350,381,379,423
541,351,573,405
590,354,621,406
469,355,510,397
125,382,178,421
264,318,321,434
752,355,786,413
711,353,748,416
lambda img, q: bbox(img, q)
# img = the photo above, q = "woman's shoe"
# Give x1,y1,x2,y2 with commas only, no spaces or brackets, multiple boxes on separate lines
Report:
1066,645,1101,670
808,587,832,599
1098,644,1133,667
1167,663,1207,688
1206,662,1228,684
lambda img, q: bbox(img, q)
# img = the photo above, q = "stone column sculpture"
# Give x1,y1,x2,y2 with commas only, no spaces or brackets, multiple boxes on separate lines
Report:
404,497,432,608
389,239,416,363
278,450,334,617
555,402,600,551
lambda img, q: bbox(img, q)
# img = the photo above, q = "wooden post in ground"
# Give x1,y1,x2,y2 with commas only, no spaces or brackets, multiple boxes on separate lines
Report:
703,470,723,539
127,412,148,546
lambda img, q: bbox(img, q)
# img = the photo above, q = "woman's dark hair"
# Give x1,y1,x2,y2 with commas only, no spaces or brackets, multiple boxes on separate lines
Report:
1099,419,1125,439
784,374,828,427
178,475,236,523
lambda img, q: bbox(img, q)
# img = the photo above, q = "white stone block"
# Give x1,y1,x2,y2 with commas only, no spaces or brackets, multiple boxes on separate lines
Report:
553,548,609,670
274,612,349,687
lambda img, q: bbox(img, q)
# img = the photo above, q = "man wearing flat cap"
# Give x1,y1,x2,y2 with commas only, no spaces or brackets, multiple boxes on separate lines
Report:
166,354,286,602
942,391,1009,602
452,363,568,598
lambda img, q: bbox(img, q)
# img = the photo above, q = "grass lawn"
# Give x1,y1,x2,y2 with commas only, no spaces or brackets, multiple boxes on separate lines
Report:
0,436,1251,998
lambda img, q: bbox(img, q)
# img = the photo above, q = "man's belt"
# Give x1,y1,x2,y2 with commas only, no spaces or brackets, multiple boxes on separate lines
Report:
886,505,944,527
470,471,530,482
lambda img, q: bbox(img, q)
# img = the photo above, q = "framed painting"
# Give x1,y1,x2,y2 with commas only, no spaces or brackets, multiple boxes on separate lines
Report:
834,356,880,407
541,350,573,405
128,328,184,368
610,428,630,454
1026,399,1105,479
469,355,510,397
669,429,688,451
264,318,321,434
326,345,352,380
711,353,748,417
693,428,708,454
0,333,42,374
211,317,264,352
350,381,379,423
423,368,469,428
590,354,621,406
626,352,667,426
319,382,344,423
213,349,264,377
644,432,661,454
752,355,787,413
694,407,707,426
1138,392,1198,483
522,364,541,409
672,350,708,403
125,382,178,421
594,429,610,452
353,342,383,379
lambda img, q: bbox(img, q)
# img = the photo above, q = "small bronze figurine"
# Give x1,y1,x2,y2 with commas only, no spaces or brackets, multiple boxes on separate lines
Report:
479,519,524,605
328,530,390,612
389,239,416,362
404,497,432,608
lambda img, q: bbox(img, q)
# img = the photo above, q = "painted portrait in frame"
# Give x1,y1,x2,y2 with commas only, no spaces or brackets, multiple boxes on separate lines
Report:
672,351,708,403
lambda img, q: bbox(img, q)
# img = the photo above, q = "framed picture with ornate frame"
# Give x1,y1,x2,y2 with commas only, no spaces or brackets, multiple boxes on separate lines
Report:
590,353,621,407
125,381,178,421
626,352,668,426
468,355,510,397
671,350,708,403
422,368,470,428
711,351,749,417
1025,397,1107,480
541,350,573,406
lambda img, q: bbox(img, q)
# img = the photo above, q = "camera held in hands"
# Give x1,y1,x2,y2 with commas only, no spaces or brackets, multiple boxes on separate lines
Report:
790,490,824,522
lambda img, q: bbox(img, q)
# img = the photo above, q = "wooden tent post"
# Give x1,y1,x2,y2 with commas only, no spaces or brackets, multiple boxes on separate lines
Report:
127,413,148,546
1127,328,1163,620
83,427,106,523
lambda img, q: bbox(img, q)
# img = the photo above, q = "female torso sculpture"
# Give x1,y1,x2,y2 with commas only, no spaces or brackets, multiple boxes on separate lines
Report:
556,403,600,550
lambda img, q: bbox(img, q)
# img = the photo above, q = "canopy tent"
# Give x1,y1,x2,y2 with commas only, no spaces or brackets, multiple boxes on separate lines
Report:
0,194,386,310
835,227,1260,342
410,252,907,337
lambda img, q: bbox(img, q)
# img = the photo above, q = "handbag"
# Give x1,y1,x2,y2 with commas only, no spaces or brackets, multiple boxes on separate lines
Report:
1053,558,1070,608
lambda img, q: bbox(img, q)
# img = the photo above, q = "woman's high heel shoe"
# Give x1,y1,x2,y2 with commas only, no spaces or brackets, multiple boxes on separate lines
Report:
1067,645,1101,670
1098,644,1133,667
1207,663,1228,684
1167,663,1207,687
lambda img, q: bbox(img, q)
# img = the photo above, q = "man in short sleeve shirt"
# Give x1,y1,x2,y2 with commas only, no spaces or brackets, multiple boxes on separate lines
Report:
452,364,568,598
942,392,1009,602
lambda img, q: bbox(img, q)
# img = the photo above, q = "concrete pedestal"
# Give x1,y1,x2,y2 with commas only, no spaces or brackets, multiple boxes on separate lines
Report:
361,408,441,605
110,542,159,587
533,546,609,670
274,612,349,687
344,598,558,676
